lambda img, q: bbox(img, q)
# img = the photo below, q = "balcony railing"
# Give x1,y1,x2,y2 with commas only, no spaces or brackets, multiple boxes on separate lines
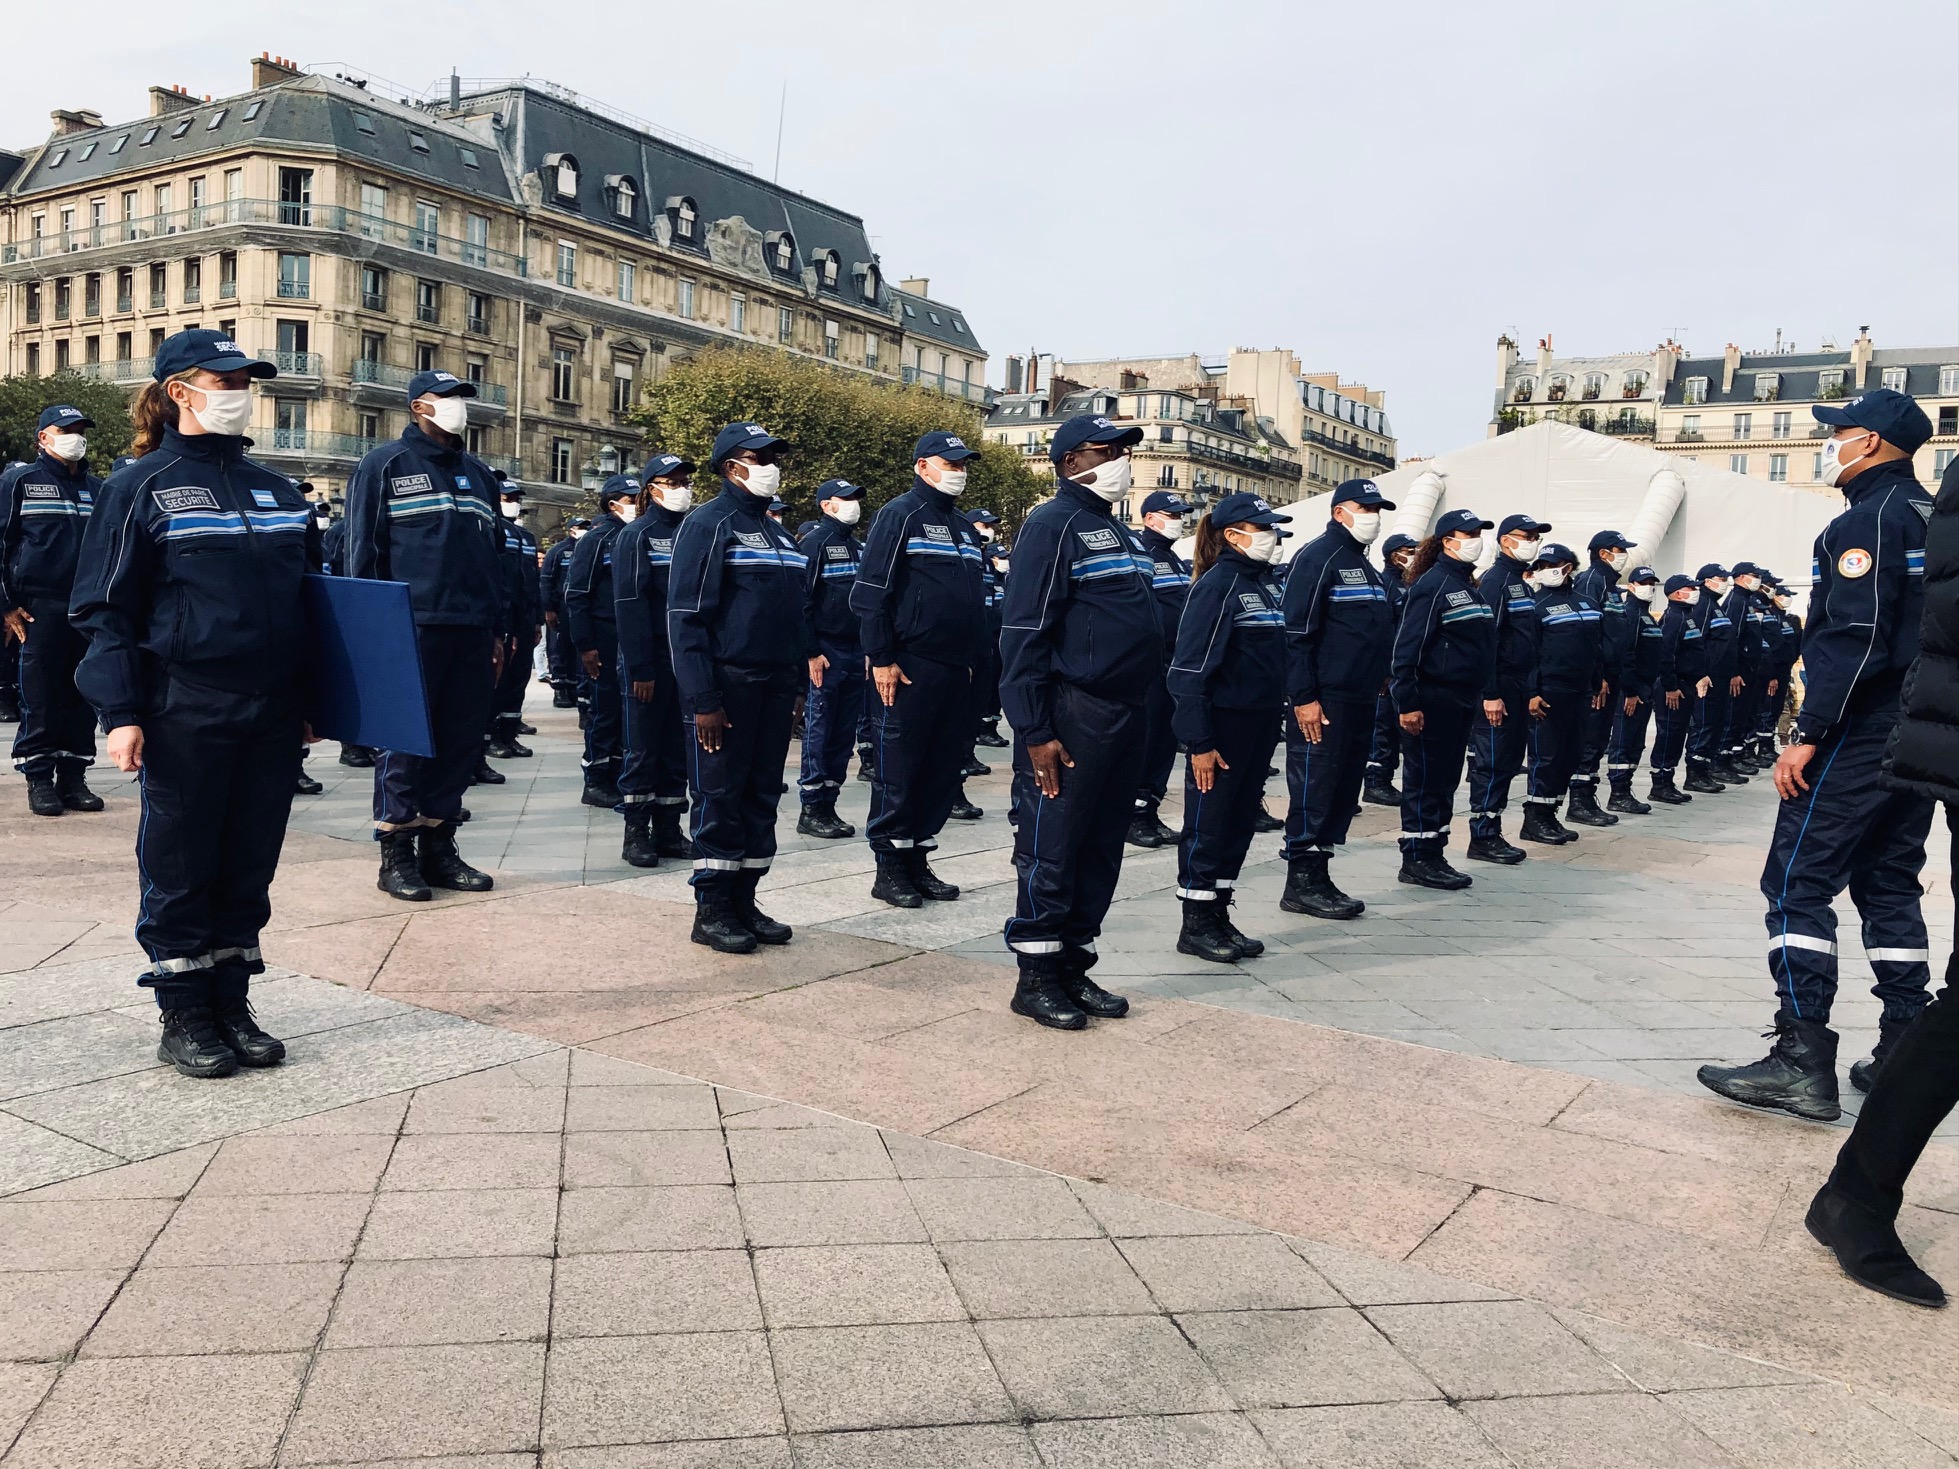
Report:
352,359,414,391
901,365,988,403
1,199,529,278
147,290,167,309
70,357,155,382
1593,417,1655,437
276,279,310,299
258,429,378,460
270,351,323,378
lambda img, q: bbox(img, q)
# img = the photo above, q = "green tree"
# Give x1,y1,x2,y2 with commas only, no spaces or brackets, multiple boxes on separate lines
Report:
0,374,135,473
628,347,1046,533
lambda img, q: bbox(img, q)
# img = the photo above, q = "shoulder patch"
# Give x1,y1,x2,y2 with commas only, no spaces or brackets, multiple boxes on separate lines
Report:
1913,500,1934,524
1337,567,1365,584
390,473,433,498
922,522,953,542
1445,590,1472,606
825,544,851,561
1076,527,1120,551
1238,592,1264,612
21,483,60,500
152,486,219,514
733,531,769,550
1837,548,1873,579
251,489,280,509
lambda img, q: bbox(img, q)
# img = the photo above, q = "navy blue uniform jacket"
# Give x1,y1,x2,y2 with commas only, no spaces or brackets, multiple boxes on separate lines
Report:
1390,554,1494,714
564,512,627,654
800,515,863,650
0,452,99,606
1167,547,1285,754
1532,584,1605,696
344,424,506,630
1695,586,1738,678
1657,600,1709,693
1628,599,1666,688
849,479,986,667
1138,526,1191,654
666,481,813,714
1573,562,1632,685
1282,519,1392,705
613,505,686,686
541,537,576,617
1480,553,1539,697
500,518,540,633
68,427,321,731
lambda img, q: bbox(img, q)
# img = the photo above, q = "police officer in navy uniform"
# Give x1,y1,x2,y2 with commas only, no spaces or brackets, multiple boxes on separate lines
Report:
796,477,868,840
485,477,541,764
1762,578,1803,756
1,405,104,816
1466,513,1548,863
70,329,317,1077
1362,532,1418,806
1721,562,1778,772
1683,561,1744,792
1517,544,1607,845
613,453,697,867
1699,388,1938,1122
1566,529,1636,826
1647,574,1711,803
851,431,988,908
1000,413,1161,1029
1127,489,1193,848
565,475,639,808
970,507,1011,750
345,368,508,902
1278,478,1395,919
668,422,810,953
540,520,587,709
1604,565,1664,812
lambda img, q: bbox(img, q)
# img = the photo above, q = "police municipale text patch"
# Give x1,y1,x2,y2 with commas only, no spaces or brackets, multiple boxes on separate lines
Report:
1837,548,1873,578
152,486,219,514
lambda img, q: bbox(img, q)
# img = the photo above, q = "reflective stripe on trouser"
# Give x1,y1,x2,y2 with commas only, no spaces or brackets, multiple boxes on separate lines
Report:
1571,678,1617,787
375,625,498,826
1525,692,1587,803
1005,685,1144,973
1467,682,1527,839
1688,675,1731,762
1399,690,1474,853
135,675,300,1009
687,663,799,899
1135,663,1177,810
1181,705,1283,898
865,654,972,854
1365,687,1400,777
1283,694,1372,860
1606,695,1654,790
1649,688,1696,774
11,595,96,777
1760,709,1936,1026
579,623,623,775
619,656,689,808
798,640,866,801
488,628,533,739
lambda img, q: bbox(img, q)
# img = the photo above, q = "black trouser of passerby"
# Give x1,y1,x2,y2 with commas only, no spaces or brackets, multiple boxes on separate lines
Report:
1467,679,1528,839
799,640,865,804
488,628,536,743
1135,661,1177,817
1649,687,1698,775
1571,678,1617,791
1607,692,1654,792
1283,694,1373,859
1723,675,1761,758
375,625,496,827
1365,689,1400,782
546,615,576,695
866,654,972,854
11,596,95,778
136,672,301,1010
620,657,688,810
1761,709,1934,1029
1525,688,1589,806
580,622,622,779
1180,706,1282,900
1005,686,1145,976
0,632,19,704
688,663,799,902
1399,688,1474,856
1690,672,1733,763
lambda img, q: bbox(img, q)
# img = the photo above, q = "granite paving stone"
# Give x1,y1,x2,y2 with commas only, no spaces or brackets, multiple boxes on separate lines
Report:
939,1237,1159,1319
356,1186,560,1259
978,1314,1235,1419
1175,1308,1443,1409
770,1321,1014,1433
283,1342,547,1464
751,1243,965,1328
1249,1402,1515,1468
541,1332,783,1448
550,1249,763,1336
325,1256,554,1347
1030,1413,1284,1468
791,1423,1043,1469
81,1261,342,1358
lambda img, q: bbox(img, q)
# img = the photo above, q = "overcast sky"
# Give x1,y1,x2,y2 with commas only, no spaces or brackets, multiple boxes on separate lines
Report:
5,1,1954,455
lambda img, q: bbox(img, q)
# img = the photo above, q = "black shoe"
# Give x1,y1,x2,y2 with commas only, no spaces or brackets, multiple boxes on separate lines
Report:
692,898,758,954
213,1002,286,1067
1696,1018,1840,1121
377,830,433,901
621,810,660,868
871,853,924,909
1647,773,1692,804
1398,848,1473,890
1466,834,1527,864
948,797,984,821
1062,969,1130,1019
1606,787,1652,816
797,800,856,839
581,776,621,808
960,756,991,778
1218,904,1265,957
418,822,494,892
1563,786,1617,827
56,770,105,811
1126,812,1169,848
0,694,18,723
456,807,471,822
552,689,579,709
1011,971,1088,1030
1711,758,1750,785
1176,900,1242,964
294,771,323,796
1518,806,1575,845
158,1006,240,1079
1682,764,1726,794
975,718,1010,748
1251,803,1284,834
855,752,876,784
1362,779,1401,806
1147,814,1179,845
1849,1021,1911,1094
651,808,692,858
339,744,375,768
487,738,533,759
735,885,792,945
1280,854,1364,920
1806,1183,1946,1308
25,775,64,817
909,850,960,901
517,721,538,736
471,757,506,786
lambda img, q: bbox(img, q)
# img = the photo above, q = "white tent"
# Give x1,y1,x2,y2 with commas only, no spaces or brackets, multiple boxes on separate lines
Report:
1275,420,1836,596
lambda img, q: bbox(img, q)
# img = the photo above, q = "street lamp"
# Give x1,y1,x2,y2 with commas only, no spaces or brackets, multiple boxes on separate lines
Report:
580,459,602,493
598,444,619,476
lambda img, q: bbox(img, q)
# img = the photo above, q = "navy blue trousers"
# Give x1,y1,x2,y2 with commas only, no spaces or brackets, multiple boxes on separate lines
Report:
375,624,496,826
620,659,688,809
580,622,622,777
1649,688,1698,775
1399,692,1474,855
1467,681,1527,839
1723,676,1762,756
866,654,971,853
1525,691,1589,804
1762,710,1934,1028
688,663,799,900
1606,693,1654,791
1136,662,1178,814
488,629,535,741
11,595,95,777
1282,695,1372,859
546,616,576,694
1366,689,1400,779
1689,675,1732,763
799,641,866,804
1572,679,1616,789
1006,686,1144,975
1180,706,1281,900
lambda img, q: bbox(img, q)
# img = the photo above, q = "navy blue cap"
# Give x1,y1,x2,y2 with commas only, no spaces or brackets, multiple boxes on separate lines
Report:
1669,574,1705,595
1627,565,1660,585
642,453,696,481
111,455,140,474
709,421,790,471
816,478,865,501
406,368,474,404
1587,529,1634,552
498,478,522,497
567,516,592,529
1813,387,1933,455
1332,478,1396,510
767,498,787,514
796,521,817,538
1532,542,1578,567
1697,563,1730,581
597,474,640,506
1436,508,1495,536
1497,513,1552,537
914,430,978,464
965,507,1000,525
1049,413,1144,465
1381,532,1419,558
1731,561,1760,577
153,327,276,381
1209,492,1290,533
37,404,92,432
1139,491,1191,517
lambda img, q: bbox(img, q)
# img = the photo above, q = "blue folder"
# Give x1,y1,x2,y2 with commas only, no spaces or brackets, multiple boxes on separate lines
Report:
301,574,435,757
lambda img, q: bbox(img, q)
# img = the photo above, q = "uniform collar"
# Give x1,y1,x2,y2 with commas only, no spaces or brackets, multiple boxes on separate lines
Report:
1055,478,1116,516
1216,545,1270,577
650,503,687,529
404,422,460,462
32,450,88,481
913,475,962,512
1588,558,1621,587
718,480,770,519
1841,458,1921,507
821,513,858,536
1322,518,1364,550
160,425,246,463
1139,526,1177,552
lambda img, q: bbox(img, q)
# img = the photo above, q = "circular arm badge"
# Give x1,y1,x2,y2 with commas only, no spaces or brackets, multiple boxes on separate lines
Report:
1837,548,1873,578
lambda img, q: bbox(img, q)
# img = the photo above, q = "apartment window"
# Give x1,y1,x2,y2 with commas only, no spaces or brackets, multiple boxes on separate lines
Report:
1159,425,1175,443
416,279,441,324
777,305,793,343
465,355,487,388
556,241,577,288
24,343,39,375
551,346,577,402
1936,449,1958,478
464,213,489,267
360,332,385,364
1732,413,1751,439
676,277,695,319
170,118,192,139
412,201,439,254
1730,454,1749,475
275,320,309,361
551,438,574,484
864,333,877,371
52,278,70,321
670,196,697,240
1818,368,1846,396
1882,366,1908,393
119,190,138,240
1681,413,1700,437
88,199,105,243
1156,463,1177,487
611,177,636,219
1940,366,1959,396
612,357,636,414
730,293,746,334
1768,454,1789,483
149,327,165,355
277,167,311,225
361,264,387,312
148,263,167,309
1771,410,1791,439
188,176,206,226
276,252,310,299
182,257,201,304
115,332,132,362
152,184,171,221
84,335,100,365
274,398,307,439
770,232,795,272
223,168,242,221
408,130,430,155
1683,377,1708,406
1941,407,1959,436
617,260,635,303
55,341,70,372
358,411,381,445
1753,373,1779,402
359,182,388,237
1812,453,1825,480
466,292,490,334
465,425,487,457
83,273,101,317
415,342,437,373
823,319,839,360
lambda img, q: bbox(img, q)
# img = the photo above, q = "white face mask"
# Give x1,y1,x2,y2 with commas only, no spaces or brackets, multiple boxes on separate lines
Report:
499,500,521,520
1141,513,1178,538
653,484,693,513
1706,579,1730,598
932,468,968,497
977,524,995,542
1604,550,1629,573
1737,575,1760,591
1508,536,1542,563
180,385,254,437
1819,432,1873,489
1679,590,1701,607
735,461,781,499
569,527,586,539
1075,456,1132,503
1627,583,1656,602
616,502,639,523
827,498,862,526
1344,510,1382,544
45,433,88,462
1240,529,1282,564
419,395,470,436
1449,535,1484,563
1533,567,1569,588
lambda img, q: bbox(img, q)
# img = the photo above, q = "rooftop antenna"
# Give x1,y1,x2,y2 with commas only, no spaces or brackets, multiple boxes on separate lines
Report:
772,81,786,182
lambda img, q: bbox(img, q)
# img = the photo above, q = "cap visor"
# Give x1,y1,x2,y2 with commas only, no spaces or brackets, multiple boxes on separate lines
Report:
434,383,478,399
1086,426,1145,450
1811,404,1853,425
201,352,278,379
942,446,980,463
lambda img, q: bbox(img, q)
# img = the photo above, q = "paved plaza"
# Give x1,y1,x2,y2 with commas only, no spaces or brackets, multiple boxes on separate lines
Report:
2,698,1957,1467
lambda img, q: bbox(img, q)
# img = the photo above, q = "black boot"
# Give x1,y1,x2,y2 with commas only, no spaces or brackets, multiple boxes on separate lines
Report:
734,875,791,945
157,1006,240,1079
797,799,856,839
1606,784,1652,816
1518,804,1574,845
339,744,375,768
1126,807,1169,848
650,806,692,858
552,687,578,709
25,774,64,817
293,770,324,796
1280,853,1364,919
1061,964,1129,1019
691,895,758,953
55,767,104,812
947,792,984,821
1711,756,1750,785
1398,844,1473,891
213,1001,286,1067
517,720,538,736
376,830,432,901
960,754,991,779
1362,774,1401,806
1806,1184,1946,1308
855,748,876,783
1466,826,1527,863
908,849,960,901
621,809,660,868
472,753,506,785
871,852,923,909
1647,771,1692,804
1011,968,1087,1030
1696,1017,1840,1121
581,771,621,807
1217,898,1264,957
487,736,533,759
1251,802,1284,834
975,717,1010,749
1683,762,1725,794
1176,899,1241,964
418,822,494,892
1563,785,1617,827
1850,1019,1913,1094
0,691,18,723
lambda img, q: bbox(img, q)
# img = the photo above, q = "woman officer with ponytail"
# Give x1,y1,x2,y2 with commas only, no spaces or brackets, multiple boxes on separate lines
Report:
70,330,320,1079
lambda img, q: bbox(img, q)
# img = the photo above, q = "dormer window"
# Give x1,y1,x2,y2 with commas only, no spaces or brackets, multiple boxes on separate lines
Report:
1683,376,1708,406
47,149,66,168
1581,373,1604,400
665,195,697,241
766,230,796,273
1754,373,1780,402
546,153,580,202
607,175,637,220
1622,370,1649,398
813,249,841,288
852,262,879,303
171,117,194,138
1511,377,1535,404
1547,374,1570,402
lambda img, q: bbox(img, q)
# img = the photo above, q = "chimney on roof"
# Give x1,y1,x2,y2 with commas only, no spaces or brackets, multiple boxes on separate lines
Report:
1721,342,1741,393
148,85,200,117
251,52,305,90
898,277,930,296
50,109,103,137
1004,356,1024,394
1850,325,1874,388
